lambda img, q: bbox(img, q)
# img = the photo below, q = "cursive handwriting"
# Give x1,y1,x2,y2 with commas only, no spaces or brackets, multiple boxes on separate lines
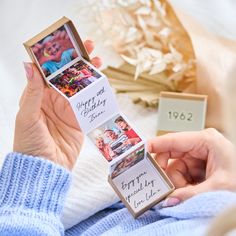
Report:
77,96,96,112
145,189,157,201
88,110,105,123
79,99,106,117
134,199,145,209
75,86,107,123
125,183,144,203
121,171,147,190
133,189,157,209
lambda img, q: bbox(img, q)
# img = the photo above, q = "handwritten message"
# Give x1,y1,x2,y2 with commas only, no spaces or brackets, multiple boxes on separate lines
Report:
113,160,170,212
76,86,106,123
70,77,119,133
122,171,159,209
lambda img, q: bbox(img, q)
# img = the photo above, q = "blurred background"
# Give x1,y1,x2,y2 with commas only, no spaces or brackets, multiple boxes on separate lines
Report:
1,0,236,157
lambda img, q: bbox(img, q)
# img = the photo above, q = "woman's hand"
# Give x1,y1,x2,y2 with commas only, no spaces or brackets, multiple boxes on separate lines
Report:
14,40,102,170
148,128,236,206
124,138,140,146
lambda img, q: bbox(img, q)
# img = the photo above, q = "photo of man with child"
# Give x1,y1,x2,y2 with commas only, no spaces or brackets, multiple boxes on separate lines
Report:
49,60,101,98
89,115,142,162
31,26,78,77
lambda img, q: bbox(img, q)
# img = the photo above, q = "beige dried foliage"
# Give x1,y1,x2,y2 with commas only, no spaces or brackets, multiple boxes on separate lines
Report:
77,0,196,107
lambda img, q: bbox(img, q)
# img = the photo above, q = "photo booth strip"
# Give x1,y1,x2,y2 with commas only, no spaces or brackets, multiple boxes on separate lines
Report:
88,112,143,165
24,17,175,218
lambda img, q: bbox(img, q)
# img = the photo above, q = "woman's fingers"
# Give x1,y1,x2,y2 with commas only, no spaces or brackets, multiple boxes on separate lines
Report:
19,63,45,121
168,180,213,202
163,179,214,207
19,87,27,107
83,40,102,68
84,40,94,54
154,152,170,170
148,131,209,161
91,56,102,68
165,159,194,188
148,132,198,153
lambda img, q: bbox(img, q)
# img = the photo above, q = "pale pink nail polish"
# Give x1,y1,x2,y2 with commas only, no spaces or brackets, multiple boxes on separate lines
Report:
162,197,180,207
23,62,33,79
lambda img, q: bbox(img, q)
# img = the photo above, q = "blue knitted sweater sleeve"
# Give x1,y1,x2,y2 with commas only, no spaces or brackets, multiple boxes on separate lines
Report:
0,152,71,236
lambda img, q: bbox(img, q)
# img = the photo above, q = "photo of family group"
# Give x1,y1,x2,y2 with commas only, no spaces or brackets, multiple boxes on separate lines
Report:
49,60,102,98
88,114,142,162
31,25,78,77
111,145,145,179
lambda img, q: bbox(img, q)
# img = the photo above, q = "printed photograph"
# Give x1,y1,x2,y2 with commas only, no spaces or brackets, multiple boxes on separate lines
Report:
111,145,145,179
49,60,102,98
31,25,78,77
88,114,142,162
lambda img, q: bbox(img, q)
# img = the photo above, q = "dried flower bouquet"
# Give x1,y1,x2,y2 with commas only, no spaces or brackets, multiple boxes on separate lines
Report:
80,0,196,107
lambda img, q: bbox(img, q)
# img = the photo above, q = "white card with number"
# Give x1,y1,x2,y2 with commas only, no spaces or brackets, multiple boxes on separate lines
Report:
157,92,207,135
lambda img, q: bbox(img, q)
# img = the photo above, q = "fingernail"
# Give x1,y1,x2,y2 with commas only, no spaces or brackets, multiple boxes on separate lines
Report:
162,197,180,207
24,62,33,79
86,39,93,44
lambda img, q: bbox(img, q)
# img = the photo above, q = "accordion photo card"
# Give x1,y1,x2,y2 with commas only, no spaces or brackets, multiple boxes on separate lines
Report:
24,17,174,218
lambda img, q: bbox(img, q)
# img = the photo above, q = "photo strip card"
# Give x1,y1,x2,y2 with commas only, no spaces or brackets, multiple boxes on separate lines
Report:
24,17,119,134
24,17,175,218
88,113,142,162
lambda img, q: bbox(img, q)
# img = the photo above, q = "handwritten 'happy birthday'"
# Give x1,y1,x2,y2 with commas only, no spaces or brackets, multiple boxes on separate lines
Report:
76,87,107,123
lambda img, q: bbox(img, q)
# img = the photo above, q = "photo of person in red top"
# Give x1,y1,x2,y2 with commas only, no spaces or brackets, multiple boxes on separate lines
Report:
114,116,141,145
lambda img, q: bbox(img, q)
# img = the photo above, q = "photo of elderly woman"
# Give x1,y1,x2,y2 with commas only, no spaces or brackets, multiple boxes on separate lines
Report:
95,137,114,162
88,114,142,162
31,25,78,77
111,145,145,178
49,60,102,98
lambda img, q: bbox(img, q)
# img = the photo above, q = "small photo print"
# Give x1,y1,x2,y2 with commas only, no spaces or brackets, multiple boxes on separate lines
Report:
31,25,78,77
88,114,142,162
111,145,145,179
49,60,102,98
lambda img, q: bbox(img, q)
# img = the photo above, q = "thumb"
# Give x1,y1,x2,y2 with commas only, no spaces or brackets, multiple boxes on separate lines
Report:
20,62,45,120
163,182,211,207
